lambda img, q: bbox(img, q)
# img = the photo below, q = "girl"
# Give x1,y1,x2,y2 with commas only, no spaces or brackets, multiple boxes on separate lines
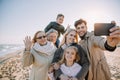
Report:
59,46,82,80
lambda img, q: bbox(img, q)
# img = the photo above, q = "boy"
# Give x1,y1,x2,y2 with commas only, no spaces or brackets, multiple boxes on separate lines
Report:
44,14,65,47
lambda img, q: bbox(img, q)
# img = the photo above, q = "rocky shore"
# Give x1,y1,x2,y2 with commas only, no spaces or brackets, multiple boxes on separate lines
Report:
0,48,120,80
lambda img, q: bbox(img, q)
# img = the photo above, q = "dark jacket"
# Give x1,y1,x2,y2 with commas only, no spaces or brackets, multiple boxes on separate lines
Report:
52,43,90,80
44,22,65,38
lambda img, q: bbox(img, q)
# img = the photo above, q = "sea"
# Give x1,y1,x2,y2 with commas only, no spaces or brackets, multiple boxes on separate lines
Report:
0,44,24,56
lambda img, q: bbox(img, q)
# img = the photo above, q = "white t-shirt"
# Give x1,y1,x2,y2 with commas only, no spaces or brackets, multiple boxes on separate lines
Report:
60,62,82,77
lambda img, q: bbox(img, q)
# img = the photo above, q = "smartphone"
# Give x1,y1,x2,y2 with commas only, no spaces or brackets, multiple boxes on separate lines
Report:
94,23,115,36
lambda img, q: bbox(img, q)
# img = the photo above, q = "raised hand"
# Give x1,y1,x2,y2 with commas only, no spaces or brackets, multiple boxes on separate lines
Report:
66,24,71,30
107,26,120,47
23,36,32,51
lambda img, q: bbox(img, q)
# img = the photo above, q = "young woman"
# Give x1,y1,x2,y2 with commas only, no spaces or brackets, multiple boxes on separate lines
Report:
51,28,89,80
22,31,57,80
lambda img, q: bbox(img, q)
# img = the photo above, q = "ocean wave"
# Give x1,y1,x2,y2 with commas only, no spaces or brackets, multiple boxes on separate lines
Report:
0,44,24,56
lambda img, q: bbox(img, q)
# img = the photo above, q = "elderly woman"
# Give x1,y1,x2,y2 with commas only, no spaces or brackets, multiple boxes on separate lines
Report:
46,29,58,48
50,28,89,80
22,31,57,80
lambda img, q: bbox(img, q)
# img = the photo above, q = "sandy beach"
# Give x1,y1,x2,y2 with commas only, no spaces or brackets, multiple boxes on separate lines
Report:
104,47,120,80
0,50,31,80
0,48,120,80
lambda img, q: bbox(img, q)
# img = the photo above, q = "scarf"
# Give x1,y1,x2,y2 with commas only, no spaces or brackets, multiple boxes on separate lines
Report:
33,41,56,55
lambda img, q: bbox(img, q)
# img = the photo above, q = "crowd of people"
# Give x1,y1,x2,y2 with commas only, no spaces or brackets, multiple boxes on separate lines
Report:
22,14,120,80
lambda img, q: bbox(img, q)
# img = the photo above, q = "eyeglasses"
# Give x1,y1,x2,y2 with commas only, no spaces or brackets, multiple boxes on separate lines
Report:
36,35,46,39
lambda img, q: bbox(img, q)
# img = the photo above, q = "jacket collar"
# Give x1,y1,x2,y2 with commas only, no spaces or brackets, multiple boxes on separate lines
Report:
82,31,94,40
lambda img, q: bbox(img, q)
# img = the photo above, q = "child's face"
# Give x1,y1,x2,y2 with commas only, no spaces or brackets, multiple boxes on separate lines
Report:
56,16,64,24
64,48,76,63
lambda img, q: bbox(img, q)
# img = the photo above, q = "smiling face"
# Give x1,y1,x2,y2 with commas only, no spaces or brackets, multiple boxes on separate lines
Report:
56,16,64,25
65,48,76,63
36,31,47,45
66,30,77,44
64,46,77,64
48,32,58,44
76,23,87,37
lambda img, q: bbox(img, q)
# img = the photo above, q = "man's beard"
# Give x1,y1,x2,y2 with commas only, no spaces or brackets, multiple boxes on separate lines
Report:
79,32,87,40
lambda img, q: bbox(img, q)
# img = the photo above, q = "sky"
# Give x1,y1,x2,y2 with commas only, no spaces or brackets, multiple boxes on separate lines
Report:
0,0,120,44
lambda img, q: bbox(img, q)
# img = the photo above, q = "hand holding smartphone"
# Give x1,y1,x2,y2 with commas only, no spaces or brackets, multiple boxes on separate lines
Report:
94,23,115,36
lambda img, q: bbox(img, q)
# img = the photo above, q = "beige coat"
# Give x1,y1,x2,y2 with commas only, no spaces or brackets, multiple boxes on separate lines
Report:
79,32,111,80
22,42,57,80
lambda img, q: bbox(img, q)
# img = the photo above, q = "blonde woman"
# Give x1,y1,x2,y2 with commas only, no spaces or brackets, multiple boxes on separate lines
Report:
50,28,89,80
22,31,57,80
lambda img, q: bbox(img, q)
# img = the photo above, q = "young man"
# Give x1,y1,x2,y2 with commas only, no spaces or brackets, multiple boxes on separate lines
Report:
44,14,65,47
74,19,120,80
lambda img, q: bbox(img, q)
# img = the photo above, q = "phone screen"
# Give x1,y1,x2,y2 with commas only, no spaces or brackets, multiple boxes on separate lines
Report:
94,23,115,36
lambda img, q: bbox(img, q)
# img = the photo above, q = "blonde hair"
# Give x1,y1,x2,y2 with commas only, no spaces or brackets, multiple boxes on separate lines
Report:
59,28,78,47
59,46,80,64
